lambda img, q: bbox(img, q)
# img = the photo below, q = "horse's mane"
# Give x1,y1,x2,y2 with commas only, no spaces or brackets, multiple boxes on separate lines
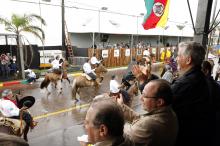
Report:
53,69,62,75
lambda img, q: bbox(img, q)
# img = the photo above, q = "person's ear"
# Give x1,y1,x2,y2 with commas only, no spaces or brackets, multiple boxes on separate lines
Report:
157,98,165,106
99,124,108,137
186,56,192,65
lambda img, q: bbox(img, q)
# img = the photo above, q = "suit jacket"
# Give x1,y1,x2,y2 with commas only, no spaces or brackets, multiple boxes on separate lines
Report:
122,105,178,146
171,67,215,146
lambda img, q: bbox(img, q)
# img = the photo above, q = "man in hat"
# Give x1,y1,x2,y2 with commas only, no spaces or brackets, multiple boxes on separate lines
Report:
110,75,131,106
90,53,100,68
0,89,37,141
83,59,101,86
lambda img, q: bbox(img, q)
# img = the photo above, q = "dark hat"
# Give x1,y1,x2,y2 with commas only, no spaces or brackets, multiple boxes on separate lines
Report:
18,96,35,109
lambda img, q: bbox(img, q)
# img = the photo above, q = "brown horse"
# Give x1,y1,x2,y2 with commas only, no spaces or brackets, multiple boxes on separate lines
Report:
71,63,108,101
40,69,63,95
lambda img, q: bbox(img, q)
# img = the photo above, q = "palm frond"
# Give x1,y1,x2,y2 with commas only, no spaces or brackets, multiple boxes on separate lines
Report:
29,14,46,26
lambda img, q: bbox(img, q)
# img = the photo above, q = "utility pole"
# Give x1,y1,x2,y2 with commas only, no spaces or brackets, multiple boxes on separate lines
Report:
193,0,213,48
61,0,66,57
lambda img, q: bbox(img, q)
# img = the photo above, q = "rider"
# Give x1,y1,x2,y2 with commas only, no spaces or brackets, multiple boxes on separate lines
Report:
83,59,101,85
122,57,137,90
90,53,100,68
132,56,159,93
51,55,61,71
59,58,70,84
110,75,131,106
0,89,37,141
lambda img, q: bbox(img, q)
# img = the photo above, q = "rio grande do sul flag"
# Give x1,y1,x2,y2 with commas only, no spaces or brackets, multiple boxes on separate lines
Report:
142,0,170,30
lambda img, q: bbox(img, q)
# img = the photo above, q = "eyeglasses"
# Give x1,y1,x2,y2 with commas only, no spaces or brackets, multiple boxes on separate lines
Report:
141,94,157,99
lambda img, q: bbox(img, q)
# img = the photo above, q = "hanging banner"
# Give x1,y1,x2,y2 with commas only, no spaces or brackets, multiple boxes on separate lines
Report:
152,48,157,54
114,49,120,57
102,50,108,58
137,49,142,55
125,49,130,56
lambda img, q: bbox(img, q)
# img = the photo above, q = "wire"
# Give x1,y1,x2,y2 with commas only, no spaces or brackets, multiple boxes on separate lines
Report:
7,0,190,25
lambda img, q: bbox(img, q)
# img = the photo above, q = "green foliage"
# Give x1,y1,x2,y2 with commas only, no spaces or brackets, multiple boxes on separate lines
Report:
0,13,46,42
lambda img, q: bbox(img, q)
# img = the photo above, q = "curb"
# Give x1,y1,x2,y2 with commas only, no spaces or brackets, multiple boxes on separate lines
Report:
0,67,126,88
0,63,163,88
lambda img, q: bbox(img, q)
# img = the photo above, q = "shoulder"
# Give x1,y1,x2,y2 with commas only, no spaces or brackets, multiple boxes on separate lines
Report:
0,133,29,146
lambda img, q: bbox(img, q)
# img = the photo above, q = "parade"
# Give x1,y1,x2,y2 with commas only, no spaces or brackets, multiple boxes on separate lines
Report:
1,0,220,146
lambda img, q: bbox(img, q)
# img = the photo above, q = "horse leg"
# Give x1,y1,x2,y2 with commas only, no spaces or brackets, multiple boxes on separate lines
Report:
23,125,29,141
67,77,70,84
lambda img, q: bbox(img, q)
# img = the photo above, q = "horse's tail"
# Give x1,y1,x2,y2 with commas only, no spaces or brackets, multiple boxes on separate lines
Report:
71,78,78,100
40,76,50,89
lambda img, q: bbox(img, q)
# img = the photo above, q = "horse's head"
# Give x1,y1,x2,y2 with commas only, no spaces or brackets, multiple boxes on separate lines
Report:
95,63,108,75
127,81,139,97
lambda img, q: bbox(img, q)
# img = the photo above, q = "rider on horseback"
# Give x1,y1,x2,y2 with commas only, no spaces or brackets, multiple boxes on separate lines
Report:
83,58,101,85
0,89,37,141
110,75,131,106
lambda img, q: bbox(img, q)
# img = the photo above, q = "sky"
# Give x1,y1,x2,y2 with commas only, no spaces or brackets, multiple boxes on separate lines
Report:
0,0,219,45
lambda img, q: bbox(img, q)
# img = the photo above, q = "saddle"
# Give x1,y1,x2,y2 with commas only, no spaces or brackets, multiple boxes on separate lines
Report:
0,117,26,136
82,73,92,80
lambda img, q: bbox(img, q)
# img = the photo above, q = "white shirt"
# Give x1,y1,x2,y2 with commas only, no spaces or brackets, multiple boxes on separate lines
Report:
25,69,36,78
143,50,150,57
0,99,20,117
90,56,100,65
51,59,60,69
28,70,36,78
83,62,93,74
110,79,120,93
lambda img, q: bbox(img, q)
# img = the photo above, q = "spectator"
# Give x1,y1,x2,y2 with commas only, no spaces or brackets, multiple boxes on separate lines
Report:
24,69,36,84
215,57,220,81
117,79,178,146
171,41,215,146
80,99,134,146
201,60,220,146
0,53,10,78
162,64,173,83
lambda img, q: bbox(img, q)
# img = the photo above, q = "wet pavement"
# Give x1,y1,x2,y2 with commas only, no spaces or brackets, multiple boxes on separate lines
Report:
0,64,163,146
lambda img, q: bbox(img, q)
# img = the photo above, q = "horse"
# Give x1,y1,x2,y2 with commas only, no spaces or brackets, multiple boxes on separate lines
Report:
40,69,63,95
71,63,108,101
0,96,36,142
0,116,27,140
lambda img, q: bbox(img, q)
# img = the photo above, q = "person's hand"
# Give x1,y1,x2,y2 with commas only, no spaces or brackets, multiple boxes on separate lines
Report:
116,94,124,105
79,141,88,146
132,65,142,77
20,106,28,111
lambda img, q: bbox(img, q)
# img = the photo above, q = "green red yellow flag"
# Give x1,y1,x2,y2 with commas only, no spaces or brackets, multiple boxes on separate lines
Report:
142,0,170,30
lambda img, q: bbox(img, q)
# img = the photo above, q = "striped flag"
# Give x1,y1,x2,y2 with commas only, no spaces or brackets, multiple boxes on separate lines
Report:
142,0,170,30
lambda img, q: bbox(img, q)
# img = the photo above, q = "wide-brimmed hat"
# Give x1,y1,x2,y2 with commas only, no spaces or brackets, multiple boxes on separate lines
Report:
17,96,35,109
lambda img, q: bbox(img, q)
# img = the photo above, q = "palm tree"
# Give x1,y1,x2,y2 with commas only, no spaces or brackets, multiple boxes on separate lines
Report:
0,13,46,79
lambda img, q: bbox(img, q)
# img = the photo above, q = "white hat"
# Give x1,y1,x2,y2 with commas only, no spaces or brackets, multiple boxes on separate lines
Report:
91,57,100,65
1,89,12,98
110,80,120,93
